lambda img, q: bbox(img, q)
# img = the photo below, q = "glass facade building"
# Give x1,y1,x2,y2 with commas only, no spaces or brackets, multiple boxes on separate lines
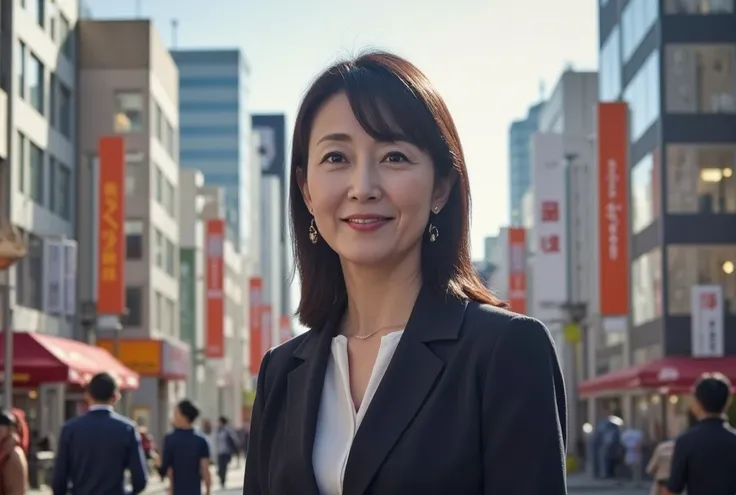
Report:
508,102,544,226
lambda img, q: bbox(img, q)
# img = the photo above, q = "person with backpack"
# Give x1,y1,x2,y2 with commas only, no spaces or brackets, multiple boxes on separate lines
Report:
0,410,28,495
214,417,239,489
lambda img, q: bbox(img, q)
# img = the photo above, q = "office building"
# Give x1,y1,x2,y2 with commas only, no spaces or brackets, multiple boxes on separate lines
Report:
76,19,189,442
508,102,543,226
171,49,251,251
580,0,736,438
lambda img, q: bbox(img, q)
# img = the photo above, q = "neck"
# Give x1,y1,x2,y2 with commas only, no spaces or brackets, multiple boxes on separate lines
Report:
341,250,422,337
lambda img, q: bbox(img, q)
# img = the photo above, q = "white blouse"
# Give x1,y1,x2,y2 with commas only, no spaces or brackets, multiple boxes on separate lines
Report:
312,331,405,495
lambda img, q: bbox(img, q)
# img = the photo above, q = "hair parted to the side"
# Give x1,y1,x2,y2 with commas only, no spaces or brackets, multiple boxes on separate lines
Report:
290,50,507,330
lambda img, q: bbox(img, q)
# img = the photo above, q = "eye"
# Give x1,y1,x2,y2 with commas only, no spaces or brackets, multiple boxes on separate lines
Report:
383,151,409,163
320,152,347,164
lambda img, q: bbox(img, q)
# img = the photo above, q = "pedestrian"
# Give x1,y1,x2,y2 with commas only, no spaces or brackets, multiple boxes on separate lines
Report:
646,438,674,495
215,416,239,489
51,372,148,495
620,422,644,484
243,50,566,495
0,410,27,495
667,372,736,495
158,399,211,495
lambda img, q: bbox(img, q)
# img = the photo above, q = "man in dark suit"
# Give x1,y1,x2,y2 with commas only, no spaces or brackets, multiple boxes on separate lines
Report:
51,372,148,495
668,372,736,495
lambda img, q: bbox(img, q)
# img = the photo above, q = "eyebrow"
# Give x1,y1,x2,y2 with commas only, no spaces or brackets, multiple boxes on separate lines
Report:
316,132,352,145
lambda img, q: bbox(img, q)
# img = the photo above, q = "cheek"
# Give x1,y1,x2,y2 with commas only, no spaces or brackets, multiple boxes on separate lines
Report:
388,173,434,211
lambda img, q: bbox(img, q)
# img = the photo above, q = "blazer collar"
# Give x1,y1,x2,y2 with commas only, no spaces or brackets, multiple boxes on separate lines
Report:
285,284,468,495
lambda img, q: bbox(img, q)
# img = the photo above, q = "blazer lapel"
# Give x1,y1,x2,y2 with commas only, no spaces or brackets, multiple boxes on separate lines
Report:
342,286,468,495
284,303,344,494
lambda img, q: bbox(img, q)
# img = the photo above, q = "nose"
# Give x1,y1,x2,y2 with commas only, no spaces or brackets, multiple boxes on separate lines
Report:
347,157,381,202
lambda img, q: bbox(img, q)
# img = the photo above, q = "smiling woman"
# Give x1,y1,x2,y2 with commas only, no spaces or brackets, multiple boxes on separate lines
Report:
244,51,567,495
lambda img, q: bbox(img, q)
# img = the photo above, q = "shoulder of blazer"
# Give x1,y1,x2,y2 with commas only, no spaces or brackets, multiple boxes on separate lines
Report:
258,330,313,394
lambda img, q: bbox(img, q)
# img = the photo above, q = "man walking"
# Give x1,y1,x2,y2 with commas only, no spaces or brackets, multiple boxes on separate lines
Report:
215,416,239,489
51,372,148,495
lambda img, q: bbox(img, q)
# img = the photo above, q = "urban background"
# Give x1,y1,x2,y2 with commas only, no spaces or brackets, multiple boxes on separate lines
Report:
0,0,734,493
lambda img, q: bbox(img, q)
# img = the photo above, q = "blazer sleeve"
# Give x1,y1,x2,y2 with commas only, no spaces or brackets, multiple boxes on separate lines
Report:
243,349,273,495
482,315,567,494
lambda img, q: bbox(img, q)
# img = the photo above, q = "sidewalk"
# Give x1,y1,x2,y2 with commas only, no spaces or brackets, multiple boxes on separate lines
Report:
28,463,246,494
567,472,648,492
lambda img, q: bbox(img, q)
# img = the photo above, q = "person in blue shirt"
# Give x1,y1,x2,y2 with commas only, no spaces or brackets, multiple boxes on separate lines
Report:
159,399,211,495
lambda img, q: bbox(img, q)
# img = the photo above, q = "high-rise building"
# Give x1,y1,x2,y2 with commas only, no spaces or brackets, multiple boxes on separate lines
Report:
76,19,189,442
508,102,543,226
171,49,252,251
580,0,736,435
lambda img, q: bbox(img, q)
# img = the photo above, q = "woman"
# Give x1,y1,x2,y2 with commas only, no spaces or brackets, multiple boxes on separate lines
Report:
0,411,27,495
646,439,674,495
244,51,566,494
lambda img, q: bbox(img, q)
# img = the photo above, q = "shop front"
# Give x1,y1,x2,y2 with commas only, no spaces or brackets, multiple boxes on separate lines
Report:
579,356,736,442
97,337,190,442
0,331,139,439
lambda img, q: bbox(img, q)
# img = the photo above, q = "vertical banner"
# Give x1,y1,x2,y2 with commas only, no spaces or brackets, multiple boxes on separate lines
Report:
279,315,292,344
507,227,527,314
62,239,77,316
597,102,630,316
205,219,225,358
691,285,724,357
97,136,126,315
261,305,272,357
43,239,65,314
248,277,263,376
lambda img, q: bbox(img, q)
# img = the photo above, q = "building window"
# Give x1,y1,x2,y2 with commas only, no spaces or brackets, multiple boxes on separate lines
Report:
48,0,57,41
154,166,163,204
125,220,144,260
154,102,163,141
165,238,175,276
29,142,44,204
632,248,663,325
17,133,26,193
59,14,73,60
621,0,659,62
28,53,44,114
114,92,143,133
631,151,661,233
15,231,44,310
122,287,142,327
666,144,736,214
154,291,163,330
665,0,734,14
32,0,44,27
58,82,71,137
665,44,736,114
153,229,163,268
667,244,736,314
16,42,26,100
49,73,57,127
125,152,144,197
600,27,622,101
624,50,660,141
49,158,71,220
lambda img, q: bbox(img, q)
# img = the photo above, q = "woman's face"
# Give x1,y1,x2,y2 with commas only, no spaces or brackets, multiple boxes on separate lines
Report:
301,92,451,268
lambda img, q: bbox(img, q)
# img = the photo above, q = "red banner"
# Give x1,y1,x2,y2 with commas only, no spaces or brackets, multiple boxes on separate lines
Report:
507,227,527,314
248,277,263,376
97,136,126,315
205,219,225,358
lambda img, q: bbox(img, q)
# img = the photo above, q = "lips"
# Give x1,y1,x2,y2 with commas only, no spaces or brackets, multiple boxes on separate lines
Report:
343,217,391,224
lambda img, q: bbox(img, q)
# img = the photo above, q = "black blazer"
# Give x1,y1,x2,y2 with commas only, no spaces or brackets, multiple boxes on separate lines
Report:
51,408,148,495
243,286,567,494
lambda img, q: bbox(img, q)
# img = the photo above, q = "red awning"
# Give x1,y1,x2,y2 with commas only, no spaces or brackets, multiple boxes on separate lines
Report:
0,332,139,390
579,356,736,396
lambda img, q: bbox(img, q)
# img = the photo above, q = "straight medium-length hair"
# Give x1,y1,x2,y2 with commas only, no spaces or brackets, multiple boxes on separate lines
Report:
290,50,507,330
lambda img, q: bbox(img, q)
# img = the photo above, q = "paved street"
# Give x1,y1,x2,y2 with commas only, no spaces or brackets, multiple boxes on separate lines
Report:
567,472,649,495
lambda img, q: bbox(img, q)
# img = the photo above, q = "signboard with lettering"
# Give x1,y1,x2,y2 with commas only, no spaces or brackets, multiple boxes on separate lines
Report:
205,219,225,358
97,136,126,315
691,285,724,357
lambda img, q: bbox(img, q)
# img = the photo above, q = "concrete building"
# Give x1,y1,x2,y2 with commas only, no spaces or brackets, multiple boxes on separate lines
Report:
76,19,189,442
508,102,543,226
582,0,736,438
170,49,251,252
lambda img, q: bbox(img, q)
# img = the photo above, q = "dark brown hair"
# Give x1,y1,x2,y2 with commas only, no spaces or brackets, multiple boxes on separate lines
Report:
290,51,506,330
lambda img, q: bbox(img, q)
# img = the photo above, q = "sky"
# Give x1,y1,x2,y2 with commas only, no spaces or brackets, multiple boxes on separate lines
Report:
86,0,599,258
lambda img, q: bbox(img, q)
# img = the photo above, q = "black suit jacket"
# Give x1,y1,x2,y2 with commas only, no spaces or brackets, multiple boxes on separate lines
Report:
51,408,148,495
243,286,567,494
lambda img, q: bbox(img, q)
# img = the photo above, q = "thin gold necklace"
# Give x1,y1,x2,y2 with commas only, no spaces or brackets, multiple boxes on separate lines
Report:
348,324,406,340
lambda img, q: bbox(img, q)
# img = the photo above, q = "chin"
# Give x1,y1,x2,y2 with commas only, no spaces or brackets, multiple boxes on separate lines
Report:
336,247,397,268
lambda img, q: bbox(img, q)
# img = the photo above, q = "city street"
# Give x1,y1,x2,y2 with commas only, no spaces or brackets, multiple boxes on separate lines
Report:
567,473,649,495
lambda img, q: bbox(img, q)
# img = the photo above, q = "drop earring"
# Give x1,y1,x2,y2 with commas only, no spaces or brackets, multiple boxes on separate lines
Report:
309,218,319,244
428,223,439,242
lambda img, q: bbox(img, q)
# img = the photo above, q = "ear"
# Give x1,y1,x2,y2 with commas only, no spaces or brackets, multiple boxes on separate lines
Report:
297,167,313,212
431,171,457,212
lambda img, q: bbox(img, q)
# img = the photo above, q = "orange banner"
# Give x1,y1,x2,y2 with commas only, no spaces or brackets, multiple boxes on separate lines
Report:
97,136,126,315
279,315,292,344
248,277,263,376
597,102,630,316
507,227,527,314
205,219,225,358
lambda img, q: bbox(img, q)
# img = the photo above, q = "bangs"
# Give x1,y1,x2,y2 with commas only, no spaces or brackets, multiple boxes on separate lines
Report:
339,65,439,151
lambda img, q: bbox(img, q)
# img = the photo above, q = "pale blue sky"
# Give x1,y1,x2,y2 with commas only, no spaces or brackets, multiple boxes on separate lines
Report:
86,0,598,257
